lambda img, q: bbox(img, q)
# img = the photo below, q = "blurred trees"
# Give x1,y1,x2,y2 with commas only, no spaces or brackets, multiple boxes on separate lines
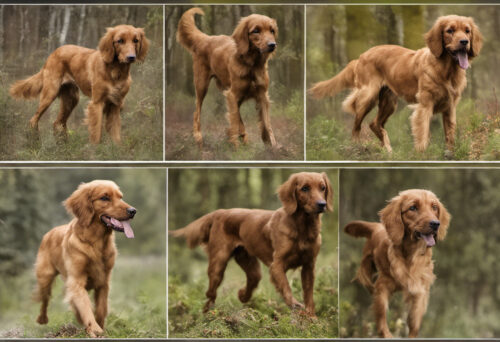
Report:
0,5,162,74
0,169,166,279
339,169,500,338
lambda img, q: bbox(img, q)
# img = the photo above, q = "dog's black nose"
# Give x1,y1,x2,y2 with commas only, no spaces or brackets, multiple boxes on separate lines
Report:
429,220,440,231
267,42,276,51
460,39,469,46
317,201,327,212
127,55,136,62
127,207,137,218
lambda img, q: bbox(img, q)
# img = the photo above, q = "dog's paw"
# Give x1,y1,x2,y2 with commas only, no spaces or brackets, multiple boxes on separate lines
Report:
86,324,104,338
36,314,48,325
290,298,305,310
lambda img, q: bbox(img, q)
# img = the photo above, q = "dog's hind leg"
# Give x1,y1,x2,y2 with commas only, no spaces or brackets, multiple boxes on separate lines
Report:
370,86,398,153
344,84,379,140
234,247,262,303
29,75,63,131
193,65,210,147
34,257,58,325
53,82,79,139
204,238,233,312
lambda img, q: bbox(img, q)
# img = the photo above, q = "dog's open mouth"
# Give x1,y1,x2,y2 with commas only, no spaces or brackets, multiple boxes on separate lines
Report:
451,49,469,70
415,231,436,247
101,216,135,238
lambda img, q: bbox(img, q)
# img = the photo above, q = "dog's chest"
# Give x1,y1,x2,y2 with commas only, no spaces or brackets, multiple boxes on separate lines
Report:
85,250,115,289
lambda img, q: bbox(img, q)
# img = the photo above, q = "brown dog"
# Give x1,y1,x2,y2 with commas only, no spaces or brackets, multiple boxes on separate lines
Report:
171,172,332,315
344,189,450,338
310,15,482,156
10,25,149,144
34,180,136,337
177,8,278,148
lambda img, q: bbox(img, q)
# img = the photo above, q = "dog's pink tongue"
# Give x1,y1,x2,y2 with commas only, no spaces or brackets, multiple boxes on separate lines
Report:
457,51,469,70
422,233,435,247
121,220,134,239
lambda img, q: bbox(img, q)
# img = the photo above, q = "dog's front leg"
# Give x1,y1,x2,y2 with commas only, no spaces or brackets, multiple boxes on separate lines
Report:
255,91,277,147
301,261,316,317
270,259,303,309
94,284,109,329
66,275,103,337
407,290,429,338
442,106,457,159
225,89,243,148
86,101,105,144
105,103,122,144
410,94,434,152
373,278,395,338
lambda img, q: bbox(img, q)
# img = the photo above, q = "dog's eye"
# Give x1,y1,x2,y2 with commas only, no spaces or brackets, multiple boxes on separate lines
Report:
117,39,124,44
251,28,260,34
100,196,110,201
432,204,438,211
465,28,470,33
409,205,417,211
446,28,454,34
133,38,139,43
271,29,275,35
301,186,310,192
320,185,326,192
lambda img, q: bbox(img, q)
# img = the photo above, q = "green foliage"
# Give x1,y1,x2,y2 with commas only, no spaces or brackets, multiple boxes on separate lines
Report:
0,256,166,338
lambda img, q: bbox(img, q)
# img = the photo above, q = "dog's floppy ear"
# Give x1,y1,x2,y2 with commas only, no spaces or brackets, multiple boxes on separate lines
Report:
379,195,404,246
321,172,333,212
278,174,297,215
137,27,150,62
425,17,444,58
437,198,451,241
64,183,95,227
232,17,250,56
469,17,483,58
99,27,116,64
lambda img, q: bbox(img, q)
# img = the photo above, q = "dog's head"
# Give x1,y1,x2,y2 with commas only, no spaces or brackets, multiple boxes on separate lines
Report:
379,189,450,248
425,15,482,69
232,14,278,57
278,172,333,215
64,180,136,238
99,25,149,64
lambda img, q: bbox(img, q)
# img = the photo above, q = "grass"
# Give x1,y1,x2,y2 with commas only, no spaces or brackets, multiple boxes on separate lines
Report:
168,242,338,338
307,96,500,161
0,44,163,161
165,85,304,161
0,256,166,338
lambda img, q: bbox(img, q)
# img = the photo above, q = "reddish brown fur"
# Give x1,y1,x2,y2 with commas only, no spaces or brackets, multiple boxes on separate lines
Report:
10,25,149,144
33,180,137,337
177,7,278,148
344,189,451,338
310,15,482,155
171,172,333,315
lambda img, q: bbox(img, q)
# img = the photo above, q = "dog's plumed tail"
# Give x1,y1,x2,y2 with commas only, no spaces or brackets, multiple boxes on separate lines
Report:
344,220,382,292
309,60,357,99
9,70,44,99
177,7,208,53
170,212,214,248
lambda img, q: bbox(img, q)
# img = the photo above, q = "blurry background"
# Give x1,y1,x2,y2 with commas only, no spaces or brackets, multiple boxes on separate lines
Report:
165,6,304,161
168,168,338,338
307,5,500,161
0,169,166,338
339,168,500,338
0,5,163,161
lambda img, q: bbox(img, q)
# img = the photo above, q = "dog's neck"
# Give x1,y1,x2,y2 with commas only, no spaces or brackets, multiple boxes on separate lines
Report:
238,48,270,68
401,234,432,259
292,209,321,241
72,218,113,245
108,61,131,81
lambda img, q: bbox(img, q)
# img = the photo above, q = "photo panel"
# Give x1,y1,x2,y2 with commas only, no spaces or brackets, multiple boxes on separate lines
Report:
0,168,166,338
168,168,338,338
306,5,499,161
165,5,305,161
0,5,163,161
339,168,500,338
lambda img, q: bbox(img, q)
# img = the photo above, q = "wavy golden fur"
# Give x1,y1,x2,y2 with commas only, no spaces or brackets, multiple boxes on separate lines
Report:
10,25,149,144
33,180,137,337
177,7,278,148
310,15,482,156
171,172,332,316
344,189,451,338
